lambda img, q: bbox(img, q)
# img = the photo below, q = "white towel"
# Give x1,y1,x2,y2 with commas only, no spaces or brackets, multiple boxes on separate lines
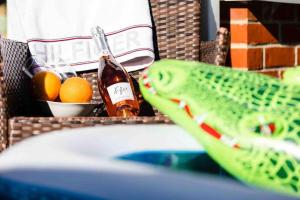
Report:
7,0,154,72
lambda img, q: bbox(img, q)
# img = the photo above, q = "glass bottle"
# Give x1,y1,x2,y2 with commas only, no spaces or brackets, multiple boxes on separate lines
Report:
91,26,140,117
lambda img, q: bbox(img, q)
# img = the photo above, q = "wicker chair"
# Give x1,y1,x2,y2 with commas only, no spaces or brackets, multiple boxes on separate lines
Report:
0,0,230,150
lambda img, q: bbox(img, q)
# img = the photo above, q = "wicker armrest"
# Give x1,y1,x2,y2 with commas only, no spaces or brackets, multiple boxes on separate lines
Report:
200,27,230,66
8,116,172,146
0,65,7,150
0,37,6,149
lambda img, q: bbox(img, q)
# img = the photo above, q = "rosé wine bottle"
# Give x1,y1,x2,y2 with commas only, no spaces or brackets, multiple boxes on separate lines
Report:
91,26,140,117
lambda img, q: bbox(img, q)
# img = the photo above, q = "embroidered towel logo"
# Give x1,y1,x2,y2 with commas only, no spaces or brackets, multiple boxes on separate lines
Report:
107,82,134,104
27,25,153,71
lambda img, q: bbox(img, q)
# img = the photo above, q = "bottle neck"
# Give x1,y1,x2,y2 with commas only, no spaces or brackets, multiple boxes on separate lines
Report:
91,26,113,58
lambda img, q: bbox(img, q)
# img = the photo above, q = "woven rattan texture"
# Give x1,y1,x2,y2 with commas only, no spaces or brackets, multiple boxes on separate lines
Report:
150,0,201,61
200,41,218,65
200,28,230,66
0,39,35,117
8,116,172,145
0,68,7,150
0,37,6,150
215,28,230,66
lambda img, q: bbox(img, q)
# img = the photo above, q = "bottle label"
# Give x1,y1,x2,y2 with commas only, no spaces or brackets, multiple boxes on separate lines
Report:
107,82,135,104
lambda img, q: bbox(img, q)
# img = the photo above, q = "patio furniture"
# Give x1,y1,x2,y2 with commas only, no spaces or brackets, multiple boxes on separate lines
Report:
0,0,230,150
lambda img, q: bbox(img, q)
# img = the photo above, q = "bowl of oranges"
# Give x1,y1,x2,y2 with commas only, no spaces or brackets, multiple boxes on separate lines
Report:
36,100,98,117
31,70,99,117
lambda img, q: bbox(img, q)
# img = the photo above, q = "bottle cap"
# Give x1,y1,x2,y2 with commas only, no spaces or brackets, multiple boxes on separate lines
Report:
91,26,105,37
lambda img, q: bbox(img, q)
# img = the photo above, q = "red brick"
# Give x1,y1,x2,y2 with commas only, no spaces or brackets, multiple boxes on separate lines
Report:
231,48,247,68
248,23,278,45
231,24,278,44
230,8,257,21
231,8,248,20
256,68,287,79
247,48,263,70
231,25,248,43
265,47,295,67
231,48,263,70
257,70,281,78
281,24,300,44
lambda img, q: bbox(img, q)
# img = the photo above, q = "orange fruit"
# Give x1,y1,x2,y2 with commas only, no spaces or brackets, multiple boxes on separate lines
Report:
59,77,93,103
32,71,61,101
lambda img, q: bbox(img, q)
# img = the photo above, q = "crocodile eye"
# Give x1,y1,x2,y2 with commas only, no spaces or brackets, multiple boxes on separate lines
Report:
239,113,285,138
158,72,163,81
157,70,172,86
150,65,187,93
253,122,276,136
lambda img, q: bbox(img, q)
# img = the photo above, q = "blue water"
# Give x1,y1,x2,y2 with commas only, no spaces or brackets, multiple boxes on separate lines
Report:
118,150,224,175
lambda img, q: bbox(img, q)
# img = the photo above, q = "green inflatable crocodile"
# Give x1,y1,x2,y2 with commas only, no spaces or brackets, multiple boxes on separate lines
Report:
139,59,300,197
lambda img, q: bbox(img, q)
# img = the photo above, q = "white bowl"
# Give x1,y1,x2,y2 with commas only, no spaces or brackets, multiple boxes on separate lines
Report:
37,100,100,117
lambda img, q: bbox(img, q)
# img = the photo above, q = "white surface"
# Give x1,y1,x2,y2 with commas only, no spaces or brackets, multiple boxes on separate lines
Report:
7,0,154,72
37,101,98,117
2,125,203,158
0,124,293,199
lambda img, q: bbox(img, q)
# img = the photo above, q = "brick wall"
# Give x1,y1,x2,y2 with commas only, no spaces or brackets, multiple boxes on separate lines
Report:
221,1,300,78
